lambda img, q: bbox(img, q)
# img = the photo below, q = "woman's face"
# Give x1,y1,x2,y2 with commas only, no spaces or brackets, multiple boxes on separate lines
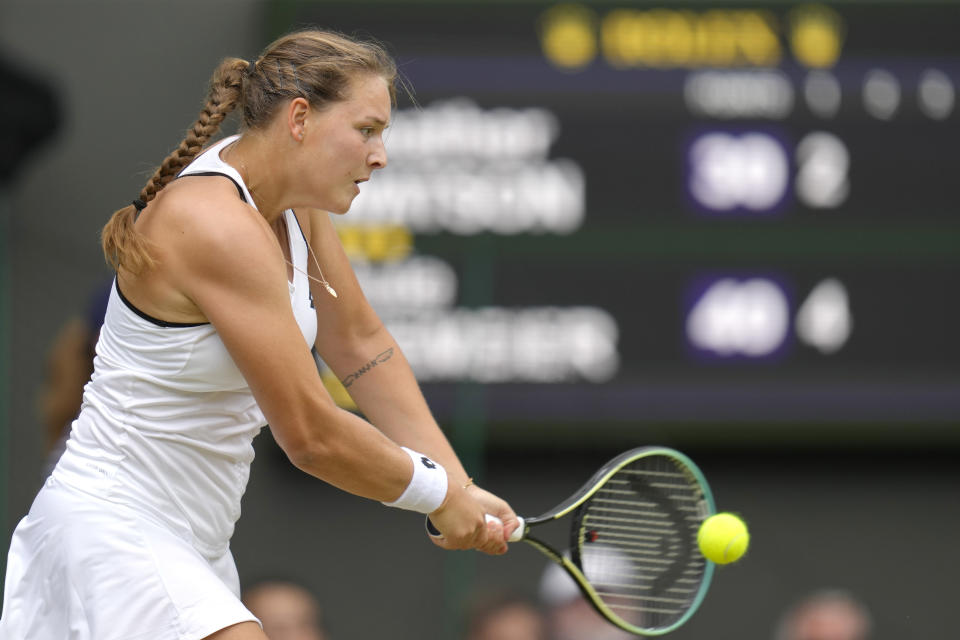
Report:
297,73,390,214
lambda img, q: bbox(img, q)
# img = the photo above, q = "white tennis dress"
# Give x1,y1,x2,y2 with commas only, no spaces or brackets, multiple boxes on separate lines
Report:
0,135,319,640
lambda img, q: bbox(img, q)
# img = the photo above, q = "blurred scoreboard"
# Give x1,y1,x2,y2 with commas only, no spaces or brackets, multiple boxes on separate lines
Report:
273,1,960,429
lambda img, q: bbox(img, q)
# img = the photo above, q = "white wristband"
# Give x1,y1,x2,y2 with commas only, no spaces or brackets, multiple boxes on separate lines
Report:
381,447,448,514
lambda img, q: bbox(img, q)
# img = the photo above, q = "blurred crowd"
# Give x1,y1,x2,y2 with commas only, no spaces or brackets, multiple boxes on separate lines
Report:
239,572,872,640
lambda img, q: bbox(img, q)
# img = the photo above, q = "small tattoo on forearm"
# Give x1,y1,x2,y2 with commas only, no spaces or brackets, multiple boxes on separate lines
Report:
341,348,394,388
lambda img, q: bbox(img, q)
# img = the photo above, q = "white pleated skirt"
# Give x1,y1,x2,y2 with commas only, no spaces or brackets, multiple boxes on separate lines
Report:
0,478,258,640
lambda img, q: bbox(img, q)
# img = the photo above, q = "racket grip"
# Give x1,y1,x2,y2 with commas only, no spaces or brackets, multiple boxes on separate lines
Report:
490,514,526,542
425,514,525,542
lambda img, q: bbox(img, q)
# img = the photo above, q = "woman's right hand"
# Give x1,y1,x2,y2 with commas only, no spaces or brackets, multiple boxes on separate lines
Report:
427,484,509,556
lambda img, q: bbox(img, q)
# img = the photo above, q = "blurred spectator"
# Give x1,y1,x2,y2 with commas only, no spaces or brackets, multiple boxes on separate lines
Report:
242,579,329,640
464,591,547,640
538,560,633,640
39,279,111,476
774,589,872,640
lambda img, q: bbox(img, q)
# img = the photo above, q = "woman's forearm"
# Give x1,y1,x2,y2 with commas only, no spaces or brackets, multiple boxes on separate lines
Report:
320,328,471,486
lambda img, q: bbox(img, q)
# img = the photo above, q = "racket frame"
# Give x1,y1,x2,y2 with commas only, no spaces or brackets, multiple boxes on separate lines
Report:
519,446,716,636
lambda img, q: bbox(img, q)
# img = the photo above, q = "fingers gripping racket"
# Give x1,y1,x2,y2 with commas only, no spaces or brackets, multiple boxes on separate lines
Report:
429,446,716,636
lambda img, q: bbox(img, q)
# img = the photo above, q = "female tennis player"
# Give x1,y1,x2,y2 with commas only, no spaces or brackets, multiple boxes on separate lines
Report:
0,29,518,640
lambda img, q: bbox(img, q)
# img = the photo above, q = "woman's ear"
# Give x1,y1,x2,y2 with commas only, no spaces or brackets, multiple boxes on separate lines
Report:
287,97,311,142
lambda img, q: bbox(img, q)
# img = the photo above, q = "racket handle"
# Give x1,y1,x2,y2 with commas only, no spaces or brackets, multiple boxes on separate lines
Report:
426,514,526,542
489,514,526,542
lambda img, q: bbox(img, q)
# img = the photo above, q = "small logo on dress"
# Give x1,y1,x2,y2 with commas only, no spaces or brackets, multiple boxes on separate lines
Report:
421,456,436,469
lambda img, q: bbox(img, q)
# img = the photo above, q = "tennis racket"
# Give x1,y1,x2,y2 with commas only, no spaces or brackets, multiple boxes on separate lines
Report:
428,446,716,636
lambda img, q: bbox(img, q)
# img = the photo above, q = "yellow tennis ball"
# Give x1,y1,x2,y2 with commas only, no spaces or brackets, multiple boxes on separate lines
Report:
697,512,749,564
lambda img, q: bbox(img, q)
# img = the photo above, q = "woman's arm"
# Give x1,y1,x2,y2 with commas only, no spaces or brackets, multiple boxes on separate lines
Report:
303,209,519,535
150,186,502,551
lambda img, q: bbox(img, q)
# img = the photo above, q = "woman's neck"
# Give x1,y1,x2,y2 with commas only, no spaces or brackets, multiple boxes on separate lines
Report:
221,134,287,222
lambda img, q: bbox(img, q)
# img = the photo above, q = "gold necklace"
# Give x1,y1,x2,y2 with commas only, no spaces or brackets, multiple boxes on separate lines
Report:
286,235,338,298
275,210,338,298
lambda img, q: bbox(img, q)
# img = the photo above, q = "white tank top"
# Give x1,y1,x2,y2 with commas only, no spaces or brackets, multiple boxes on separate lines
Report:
53,135,319,558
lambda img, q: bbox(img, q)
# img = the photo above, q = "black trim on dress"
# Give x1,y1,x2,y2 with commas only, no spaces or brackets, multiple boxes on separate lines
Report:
175,171,247,202
115,281,209,328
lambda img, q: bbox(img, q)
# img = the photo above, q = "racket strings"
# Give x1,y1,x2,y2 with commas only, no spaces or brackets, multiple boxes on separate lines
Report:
578,456,708,630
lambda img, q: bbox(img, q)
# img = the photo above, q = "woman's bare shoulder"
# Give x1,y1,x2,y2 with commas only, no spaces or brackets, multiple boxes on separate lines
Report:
142,176,274,260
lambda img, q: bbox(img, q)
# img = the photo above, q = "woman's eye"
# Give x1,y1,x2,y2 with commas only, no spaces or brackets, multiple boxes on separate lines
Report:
360,127,374,138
